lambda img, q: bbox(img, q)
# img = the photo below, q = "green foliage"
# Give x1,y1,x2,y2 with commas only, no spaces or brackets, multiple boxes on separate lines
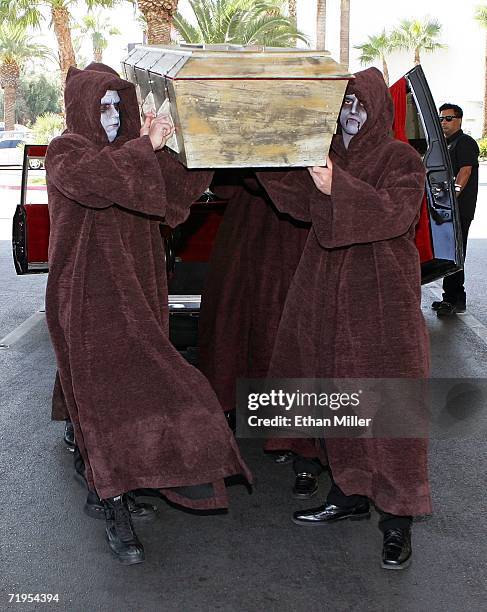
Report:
0,0,124,29
475,3,487,28
355,29,394,65
15,75,61,126
478,137,487,159
0,22,54,71
390,18,446,57
173,0,308,47
31,112,65,144
75,10,121,61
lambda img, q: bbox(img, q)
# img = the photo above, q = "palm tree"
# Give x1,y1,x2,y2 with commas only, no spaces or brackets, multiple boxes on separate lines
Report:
355,30,394,86
0,23,53,130
137,0,179,44
316,0,326,50
288,0,296,22
77,10,121,63
476,4,487,137
339,0,350,68
391,17,446,66
173,0,307,47
0,0,120,85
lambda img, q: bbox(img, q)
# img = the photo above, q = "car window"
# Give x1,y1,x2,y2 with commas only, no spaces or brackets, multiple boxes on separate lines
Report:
0,140,22,149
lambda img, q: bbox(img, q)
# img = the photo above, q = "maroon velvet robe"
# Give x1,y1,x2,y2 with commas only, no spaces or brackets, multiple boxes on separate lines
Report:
198,177,309,411
45,63,251,508
258,68,432,516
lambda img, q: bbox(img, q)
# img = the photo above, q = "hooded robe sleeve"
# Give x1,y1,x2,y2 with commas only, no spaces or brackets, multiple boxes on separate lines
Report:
310,146,426,248
46,134,212,223
259,144,425,249
256,169,313,222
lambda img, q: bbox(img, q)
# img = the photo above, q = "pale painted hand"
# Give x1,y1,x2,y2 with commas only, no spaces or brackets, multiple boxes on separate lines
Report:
148,114,175,151
308,157,333,196
139,112,155,138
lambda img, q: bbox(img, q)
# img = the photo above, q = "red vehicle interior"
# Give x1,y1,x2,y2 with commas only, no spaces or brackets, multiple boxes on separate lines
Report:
390,77,433,263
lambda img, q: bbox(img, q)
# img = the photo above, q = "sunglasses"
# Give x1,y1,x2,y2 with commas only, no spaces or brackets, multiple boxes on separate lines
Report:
439,115,460,122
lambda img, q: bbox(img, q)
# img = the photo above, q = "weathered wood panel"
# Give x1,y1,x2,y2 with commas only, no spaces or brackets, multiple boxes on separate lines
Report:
173,78,348,168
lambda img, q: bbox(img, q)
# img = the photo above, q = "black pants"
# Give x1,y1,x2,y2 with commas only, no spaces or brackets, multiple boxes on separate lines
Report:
442,216,472,307
327,481,412,532
293,454,323,477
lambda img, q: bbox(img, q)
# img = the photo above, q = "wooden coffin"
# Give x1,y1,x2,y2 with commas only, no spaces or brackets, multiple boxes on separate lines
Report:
122,45,352,169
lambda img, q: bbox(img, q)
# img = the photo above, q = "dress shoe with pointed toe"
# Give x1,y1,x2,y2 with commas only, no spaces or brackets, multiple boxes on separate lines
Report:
381,527,412,570
84,490,157,522
292,472,319,499
293,500,370,525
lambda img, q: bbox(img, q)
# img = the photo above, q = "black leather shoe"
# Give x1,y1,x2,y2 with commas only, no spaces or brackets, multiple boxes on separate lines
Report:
85,490,157,522
436,301,466,316
382,527,412,570
104,495,145,565
431,300,444,311
293,472,319,499
293,500,370,525
63,420,75,450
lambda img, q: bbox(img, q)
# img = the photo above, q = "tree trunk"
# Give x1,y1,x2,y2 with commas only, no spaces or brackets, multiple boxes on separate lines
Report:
3,84,17,131
94,48,103,63
138,1,180,45
414,47,420,65
288,0,297,20
483,33,487,137
339,0,350,69
147,17,172,45
287,0,297,46
316,0,327,50
51,5,77,87
382,56,389,87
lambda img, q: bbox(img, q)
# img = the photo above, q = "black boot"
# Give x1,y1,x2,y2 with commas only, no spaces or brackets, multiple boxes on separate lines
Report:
85,490,157,522
104,495,145,565
63,420,75,450
73,445,88,488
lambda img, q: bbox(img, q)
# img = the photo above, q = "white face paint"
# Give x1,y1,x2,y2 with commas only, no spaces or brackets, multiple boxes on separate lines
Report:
339,94,367,148
100,90,120,142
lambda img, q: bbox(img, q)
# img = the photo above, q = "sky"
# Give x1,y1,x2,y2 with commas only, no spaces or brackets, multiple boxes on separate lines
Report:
37,0,485,137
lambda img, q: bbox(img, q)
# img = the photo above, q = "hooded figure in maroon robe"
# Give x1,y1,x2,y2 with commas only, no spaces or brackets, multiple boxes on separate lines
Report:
198,174,309,410
45,63,251,563
198,174,320,488
257,68,431,569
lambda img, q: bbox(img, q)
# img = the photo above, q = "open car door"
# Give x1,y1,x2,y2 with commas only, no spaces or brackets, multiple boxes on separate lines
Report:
390,65,463,284
12,144,49,274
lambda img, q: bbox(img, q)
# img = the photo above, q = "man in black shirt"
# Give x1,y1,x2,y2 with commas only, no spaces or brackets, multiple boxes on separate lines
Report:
432,103,480,315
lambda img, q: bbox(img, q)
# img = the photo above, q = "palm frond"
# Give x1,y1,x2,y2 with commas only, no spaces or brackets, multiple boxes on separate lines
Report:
173,12,203,43
476,4,487,27
0,0,43,30
177,0,307,47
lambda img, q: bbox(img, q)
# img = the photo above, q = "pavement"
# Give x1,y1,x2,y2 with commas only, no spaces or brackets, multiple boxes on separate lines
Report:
0,165,487,611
